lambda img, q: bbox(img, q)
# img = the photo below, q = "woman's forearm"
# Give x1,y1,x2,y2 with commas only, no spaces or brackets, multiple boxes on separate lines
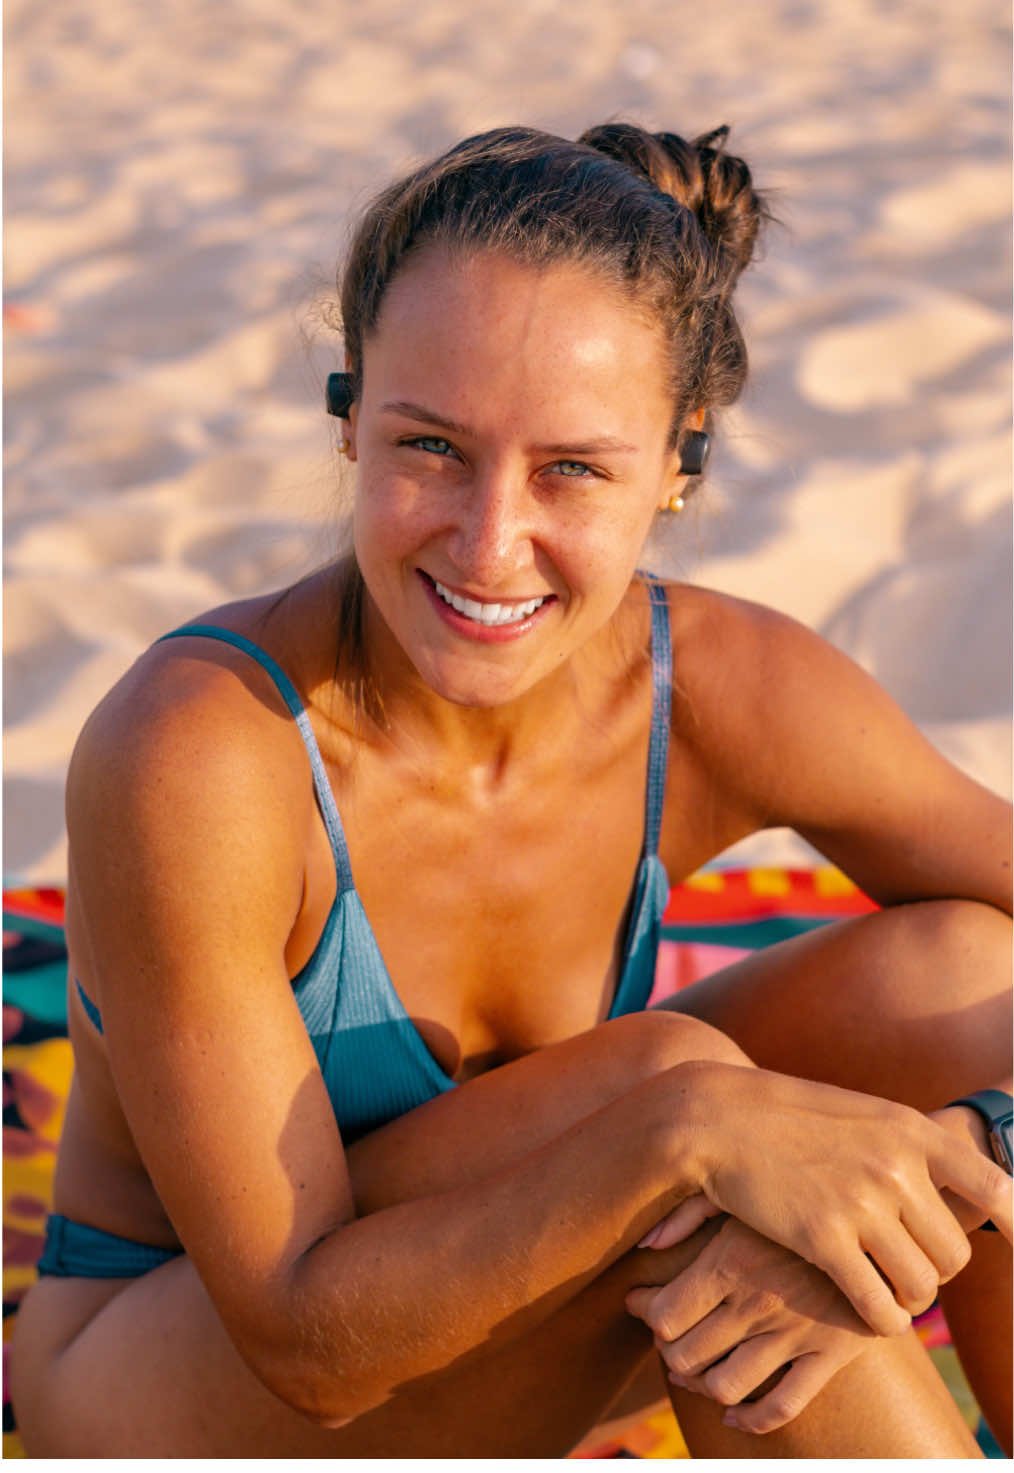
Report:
249,1065,702,1424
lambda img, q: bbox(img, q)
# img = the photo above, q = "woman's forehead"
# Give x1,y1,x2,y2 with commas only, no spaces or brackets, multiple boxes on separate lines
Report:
375,242,651,329
364,246,671,427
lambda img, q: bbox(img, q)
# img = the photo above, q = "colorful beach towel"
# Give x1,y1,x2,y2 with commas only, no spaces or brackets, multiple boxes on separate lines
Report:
1,875,995,1457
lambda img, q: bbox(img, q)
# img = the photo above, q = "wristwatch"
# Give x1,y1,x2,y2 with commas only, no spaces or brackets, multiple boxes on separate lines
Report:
947,1089,1013,1232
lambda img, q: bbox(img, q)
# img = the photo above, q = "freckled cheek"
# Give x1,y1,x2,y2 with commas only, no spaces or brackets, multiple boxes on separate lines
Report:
353,476,441,561
554,507,653,586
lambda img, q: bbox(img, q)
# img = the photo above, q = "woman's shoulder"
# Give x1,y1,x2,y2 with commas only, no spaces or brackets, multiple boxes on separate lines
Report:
67,593,325,867
622,578,834,728
662,581,833,698
657,580,901,788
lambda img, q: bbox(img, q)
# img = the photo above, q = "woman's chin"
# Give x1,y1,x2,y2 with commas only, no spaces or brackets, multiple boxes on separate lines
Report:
404,636,566,709
416,664,535,710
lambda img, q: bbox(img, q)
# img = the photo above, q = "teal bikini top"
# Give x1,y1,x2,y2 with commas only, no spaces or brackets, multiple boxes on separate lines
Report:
76,582,673,1142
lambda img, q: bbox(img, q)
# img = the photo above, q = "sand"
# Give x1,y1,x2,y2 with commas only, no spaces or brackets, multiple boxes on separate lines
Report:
4,0,1011,882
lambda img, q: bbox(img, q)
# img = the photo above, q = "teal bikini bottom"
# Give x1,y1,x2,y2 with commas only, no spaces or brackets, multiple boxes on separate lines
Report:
38,1214,182,1278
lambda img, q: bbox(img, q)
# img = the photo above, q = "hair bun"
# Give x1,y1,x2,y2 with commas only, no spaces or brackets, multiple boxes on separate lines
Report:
579,121,768,287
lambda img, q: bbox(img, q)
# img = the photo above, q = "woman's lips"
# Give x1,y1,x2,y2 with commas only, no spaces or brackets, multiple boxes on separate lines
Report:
419,571,555,640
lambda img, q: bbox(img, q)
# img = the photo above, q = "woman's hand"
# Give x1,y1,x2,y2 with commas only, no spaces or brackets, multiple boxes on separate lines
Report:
627,1217,879,1433
654,1062,1008,1337
928,1099,1013,1233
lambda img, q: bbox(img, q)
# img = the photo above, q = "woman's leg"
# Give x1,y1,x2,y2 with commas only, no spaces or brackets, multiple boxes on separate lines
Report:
669,1326,981,1459
18,1226,980,1459
11,1229,695,1458
8,1012,736,1457
12,1005,980,1457
661,897,1012,1451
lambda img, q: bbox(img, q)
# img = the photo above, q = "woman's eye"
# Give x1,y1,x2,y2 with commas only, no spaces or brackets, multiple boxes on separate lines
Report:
407,436,455,457
552,460,594,478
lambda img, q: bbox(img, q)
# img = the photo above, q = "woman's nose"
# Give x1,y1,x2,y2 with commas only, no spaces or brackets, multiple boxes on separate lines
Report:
448,471,532,587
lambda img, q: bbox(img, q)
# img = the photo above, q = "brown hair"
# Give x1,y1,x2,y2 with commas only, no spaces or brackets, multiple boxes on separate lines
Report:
339,121,769,449
330,122,770,711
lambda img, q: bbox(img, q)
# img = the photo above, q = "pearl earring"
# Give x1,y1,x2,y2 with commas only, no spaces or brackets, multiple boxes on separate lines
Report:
667,494,685,513
338,437,351,454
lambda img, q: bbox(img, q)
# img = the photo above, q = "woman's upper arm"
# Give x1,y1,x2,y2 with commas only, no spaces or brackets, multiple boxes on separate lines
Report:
65,660,354,1363
675,590,1012,913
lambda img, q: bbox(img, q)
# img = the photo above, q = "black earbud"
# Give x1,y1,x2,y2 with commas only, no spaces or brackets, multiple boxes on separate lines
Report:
679,429,711,476
326,372,355,419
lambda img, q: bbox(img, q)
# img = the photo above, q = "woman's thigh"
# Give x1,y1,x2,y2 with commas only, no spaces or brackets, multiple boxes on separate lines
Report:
13,1011,742,1458
659,899,1011,1108
15,1239,682,1457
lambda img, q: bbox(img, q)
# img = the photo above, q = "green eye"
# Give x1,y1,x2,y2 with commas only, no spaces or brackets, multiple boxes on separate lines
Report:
412,437,454,456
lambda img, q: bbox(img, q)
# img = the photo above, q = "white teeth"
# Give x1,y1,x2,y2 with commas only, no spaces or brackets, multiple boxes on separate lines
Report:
433,580,546,625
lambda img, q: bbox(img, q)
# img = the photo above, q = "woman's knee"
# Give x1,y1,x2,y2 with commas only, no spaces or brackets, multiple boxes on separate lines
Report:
611,1008,752,1087
894,900,1011,1089
858,899,1010,1032
746,899,1013,1104
929,899,1010,999
889,897,1008,980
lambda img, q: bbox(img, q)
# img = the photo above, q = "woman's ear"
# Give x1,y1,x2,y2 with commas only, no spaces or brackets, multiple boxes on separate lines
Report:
658,408,707,512
342,359,359,461
658,458,690,514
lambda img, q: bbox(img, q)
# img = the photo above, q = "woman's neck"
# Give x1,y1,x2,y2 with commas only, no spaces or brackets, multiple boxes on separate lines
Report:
272,563,648,788
361,597,595,786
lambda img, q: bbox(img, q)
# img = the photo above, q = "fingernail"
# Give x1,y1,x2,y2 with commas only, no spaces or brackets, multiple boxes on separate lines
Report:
722,1412,741,1430
638,1227,659,1248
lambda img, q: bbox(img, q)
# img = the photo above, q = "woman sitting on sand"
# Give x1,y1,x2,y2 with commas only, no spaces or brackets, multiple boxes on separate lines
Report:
11,123,1013,1459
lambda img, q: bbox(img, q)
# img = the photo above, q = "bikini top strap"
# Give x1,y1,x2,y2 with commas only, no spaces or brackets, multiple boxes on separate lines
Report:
643,581,672,858
157,624,355,892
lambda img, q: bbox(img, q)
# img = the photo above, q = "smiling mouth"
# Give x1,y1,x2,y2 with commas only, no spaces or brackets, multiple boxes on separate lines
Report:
429,576,549,627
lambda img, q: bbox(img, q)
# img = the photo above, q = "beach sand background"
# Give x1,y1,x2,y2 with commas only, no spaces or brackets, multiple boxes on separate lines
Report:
4,0,1011,884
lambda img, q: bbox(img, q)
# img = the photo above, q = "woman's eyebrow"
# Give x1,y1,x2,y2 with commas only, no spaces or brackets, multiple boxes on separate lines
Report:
532,436,639,456
378,400,472,436
378,400,638,455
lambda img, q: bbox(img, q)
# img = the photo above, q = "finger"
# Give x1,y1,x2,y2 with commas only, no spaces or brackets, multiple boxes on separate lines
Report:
699,1331,795,1408
898,1195,971,1287
937,1184,988,1235
819,1237,912,1337
858,1221,941,1317
930,1138,1014,1243
625,1267,725,1343
722,1351,846,1435
639,1194,724,1250
624,1285,661,1325
660,1306,757,1379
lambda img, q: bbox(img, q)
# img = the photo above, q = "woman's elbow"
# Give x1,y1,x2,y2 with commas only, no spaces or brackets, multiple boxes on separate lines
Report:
235,1316,386,1429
